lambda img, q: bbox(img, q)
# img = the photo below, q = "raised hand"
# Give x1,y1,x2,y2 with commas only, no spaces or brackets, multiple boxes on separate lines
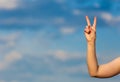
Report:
84,16,97,43
85,16,120,78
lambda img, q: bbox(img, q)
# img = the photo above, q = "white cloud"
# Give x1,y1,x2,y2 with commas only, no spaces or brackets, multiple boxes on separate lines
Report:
0,32,20,44
0,0,19,10
0,51,22,70
48,50,85,61
60,27,76,35
101,12,120,26
73,9,81,15
5,51,22,62
101,12,112,22
52,50,68,61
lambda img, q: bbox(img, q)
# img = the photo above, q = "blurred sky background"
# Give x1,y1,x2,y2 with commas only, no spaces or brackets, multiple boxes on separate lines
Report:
0,0,120,82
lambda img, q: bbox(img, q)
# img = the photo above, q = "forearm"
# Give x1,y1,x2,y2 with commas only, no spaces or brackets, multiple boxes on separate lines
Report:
87,41,99,77
87,41,120,78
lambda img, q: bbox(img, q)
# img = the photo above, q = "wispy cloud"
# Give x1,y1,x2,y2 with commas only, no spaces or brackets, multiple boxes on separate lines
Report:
0,0,20,10
100,12,120,27
60,27,76,35
0,51,22,70
73,9,82,16
47,50,85,61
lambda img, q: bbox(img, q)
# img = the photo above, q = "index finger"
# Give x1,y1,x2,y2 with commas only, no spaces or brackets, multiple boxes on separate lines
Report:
93,16,97,28
86,16,91,26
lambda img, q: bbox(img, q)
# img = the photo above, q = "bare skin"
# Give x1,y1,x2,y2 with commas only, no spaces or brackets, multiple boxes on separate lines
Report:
84,16,120,78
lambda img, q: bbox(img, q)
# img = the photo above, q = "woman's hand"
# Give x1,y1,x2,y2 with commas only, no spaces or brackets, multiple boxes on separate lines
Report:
84,16,97,43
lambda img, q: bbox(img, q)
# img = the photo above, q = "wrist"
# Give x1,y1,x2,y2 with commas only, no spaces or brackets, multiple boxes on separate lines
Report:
87,41,96,45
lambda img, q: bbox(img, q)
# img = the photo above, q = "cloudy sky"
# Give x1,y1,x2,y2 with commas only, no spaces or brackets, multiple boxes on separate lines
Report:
0,0,120,82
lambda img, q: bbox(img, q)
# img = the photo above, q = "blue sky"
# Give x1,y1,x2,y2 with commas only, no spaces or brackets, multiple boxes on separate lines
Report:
0,0,120,82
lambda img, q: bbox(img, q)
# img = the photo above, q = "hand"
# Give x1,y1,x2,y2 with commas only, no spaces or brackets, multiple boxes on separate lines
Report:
84,16,97,43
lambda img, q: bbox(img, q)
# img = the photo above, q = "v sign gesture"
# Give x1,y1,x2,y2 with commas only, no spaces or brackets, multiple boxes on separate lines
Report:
84,16,120,78
84,16,97,43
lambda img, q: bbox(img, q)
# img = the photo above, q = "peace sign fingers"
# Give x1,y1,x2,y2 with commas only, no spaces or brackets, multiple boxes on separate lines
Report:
84,16,97,42
85,16,97,31
86,16,91,26
93,16,97,31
